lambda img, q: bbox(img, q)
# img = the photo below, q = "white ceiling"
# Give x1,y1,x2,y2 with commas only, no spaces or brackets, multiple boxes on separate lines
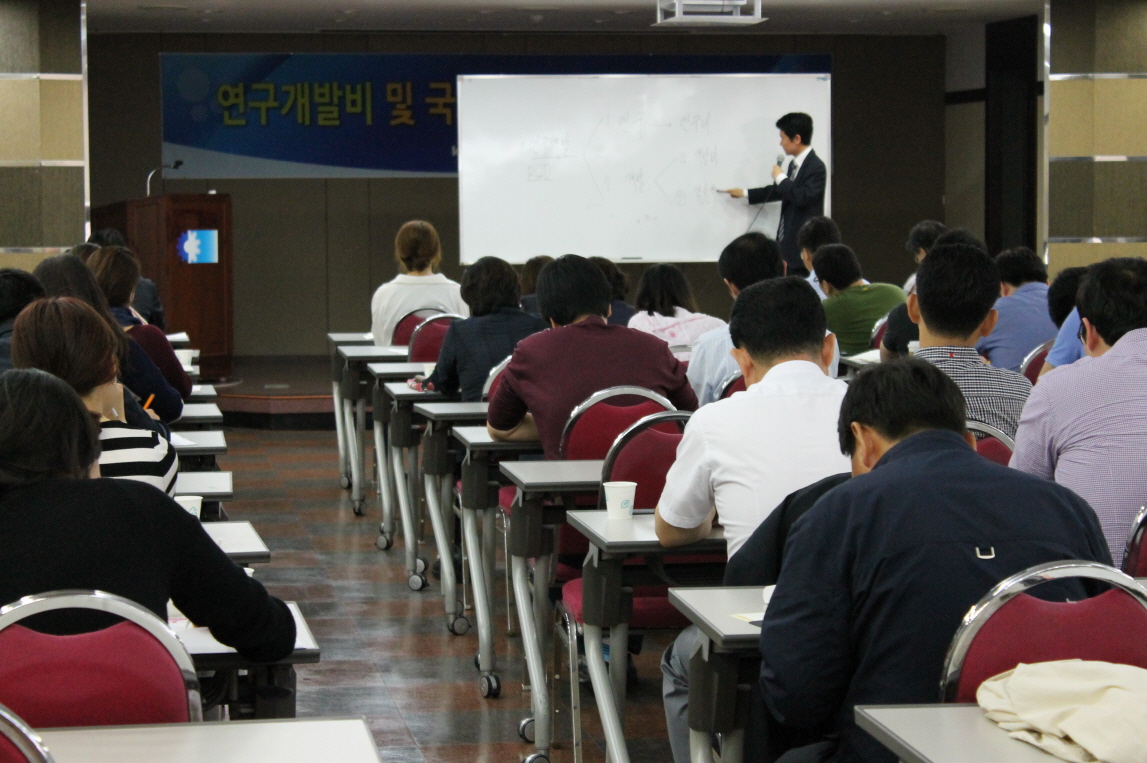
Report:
89,0,1043,35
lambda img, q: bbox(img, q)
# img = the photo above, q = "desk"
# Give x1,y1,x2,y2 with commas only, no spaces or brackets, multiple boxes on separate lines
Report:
187,384,216,402
166,331,191,348
203,521,270,564
327,333,375,485
174,403,223,429
175,471,233,501
334,345,407,507
839,348,882,372
855,705,1054,763
173,429,227,471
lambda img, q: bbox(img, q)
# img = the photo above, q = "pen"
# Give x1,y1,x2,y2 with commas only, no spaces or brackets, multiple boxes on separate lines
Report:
143,394,155,410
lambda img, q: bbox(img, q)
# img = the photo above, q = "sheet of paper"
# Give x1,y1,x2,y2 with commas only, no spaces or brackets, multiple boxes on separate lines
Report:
169,432,196,446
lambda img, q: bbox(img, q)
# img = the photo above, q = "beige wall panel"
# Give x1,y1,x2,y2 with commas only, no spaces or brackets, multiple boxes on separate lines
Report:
1048,162,1095,238
39,166,85,245
0,0,39,73
326,179,373,333
0,167,41,246
1093,162,1147,237
945,102,986,240
0,251,64,272
1049,242,1147,275
39,79,84,161
1048,80,1093,157
0,80,41,161
1093,79,1147,156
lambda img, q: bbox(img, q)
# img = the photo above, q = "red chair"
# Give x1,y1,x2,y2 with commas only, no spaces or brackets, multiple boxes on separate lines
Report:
0,591,203,728
940,561,1147,702
871,312,891,350
965,421,1015,466
558,386,677,462
0,703,52,763
482,355,512,402
406,313,463,363
1122,506,1147,577
390,307,446,346
717,371,746,400
1019,339,1055,385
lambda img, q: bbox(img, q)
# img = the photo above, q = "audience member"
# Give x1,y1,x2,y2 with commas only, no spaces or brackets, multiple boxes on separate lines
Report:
656,277,849,763
901,220,948,294
626,264,725,359
371,220,468,345
519,254,553,316
1012,257,1147,557
87,228,165,329
424,256,546,401
486,255,696,459
814,244,905,355
589,256,635,326
0,369,296,659
758,359,1110,763
795,216,842,300
909,243,1031,439
33,255,183,424
88,246,192,399
0,269,45,374
976,247,1057,372
1038,266,1090,378
12,298,178,496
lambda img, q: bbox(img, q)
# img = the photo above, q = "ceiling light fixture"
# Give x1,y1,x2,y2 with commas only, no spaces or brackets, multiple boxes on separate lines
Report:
653,0,764,27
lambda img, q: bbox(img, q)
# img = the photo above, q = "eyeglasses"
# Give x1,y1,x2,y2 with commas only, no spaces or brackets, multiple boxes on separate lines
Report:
1078,319,1088,345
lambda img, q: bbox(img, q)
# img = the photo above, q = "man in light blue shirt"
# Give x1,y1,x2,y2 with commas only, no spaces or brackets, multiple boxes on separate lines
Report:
976,247,1057,372
1037,266,1091,378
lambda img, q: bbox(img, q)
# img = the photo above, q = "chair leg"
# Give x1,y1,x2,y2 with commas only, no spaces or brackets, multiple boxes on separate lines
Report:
565,612,583,763
501,512,517,637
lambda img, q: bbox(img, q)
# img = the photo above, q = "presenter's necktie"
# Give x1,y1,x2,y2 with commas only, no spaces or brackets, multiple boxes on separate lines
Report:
777,160,799,242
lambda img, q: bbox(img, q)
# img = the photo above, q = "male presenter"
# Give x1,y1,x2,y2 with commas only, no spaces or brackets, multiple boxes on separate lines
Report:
721,112,826,276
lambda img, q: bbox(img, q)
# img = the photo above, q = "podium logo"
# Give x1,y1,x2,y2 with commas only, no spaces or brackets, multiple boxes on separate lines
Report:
177,229,219,264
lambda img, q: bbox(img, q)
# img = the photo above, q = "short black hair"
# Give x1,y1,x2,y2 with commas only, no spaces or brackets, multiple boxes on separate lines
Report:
995,247,1048,287
776,112,813,145
796,216,841,255
838,358,967,456
905,220,948,254
535,254,611,326
730,277,826,363
0,269,45,324
812,244,863,291
87,228,127,248
718,232,785,291
1047,266,1088,328
589,257,631,302
915,243,1001,339
634,264,697,318
931,228,988,253
1076,257,1147,346
460,256,521,317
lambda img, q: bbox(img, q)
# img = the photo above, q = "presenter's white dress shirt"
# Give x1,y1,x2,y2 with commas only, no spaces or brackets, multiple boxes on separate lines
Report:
775,145,812,185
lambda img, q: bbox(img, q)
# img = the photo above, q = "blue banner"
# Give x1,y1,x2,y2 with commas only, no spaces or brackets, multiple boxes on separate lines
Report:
161,53,831,178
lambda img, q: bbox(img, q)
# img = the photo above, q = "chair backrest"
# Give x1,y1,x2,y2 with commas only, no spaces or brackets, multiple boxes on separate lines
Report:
559,386,676,461
599,411,692,511
1019,339,1055,385
0,591,202,728
940,561,1147,703
391,307,446,346
482,355,513,401
0,704,53,763
870,312,891,350
407,313,463,363
1122,505,1147,577
966,421,1015,465
717,371,746,400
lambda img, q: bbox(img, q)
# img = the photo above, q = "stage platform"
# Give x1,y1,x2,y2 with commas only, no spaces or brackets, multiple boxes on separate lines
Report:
215,356,336,429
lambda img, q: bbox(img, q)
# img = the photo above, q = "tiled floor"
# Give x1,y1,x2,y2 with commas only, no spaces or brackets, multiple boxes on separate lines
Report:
224,428,677,762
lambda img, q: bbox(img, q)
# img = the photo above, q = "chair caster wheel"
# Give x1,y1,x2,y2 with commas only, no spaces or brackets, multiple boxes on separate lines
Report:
518,717,535,743
408,573,427,591
448,615,470,636
523,755,549,763
339,475,351,489
480,674,501,698
352,500,364,516
415,556,429,575
375,533,392,551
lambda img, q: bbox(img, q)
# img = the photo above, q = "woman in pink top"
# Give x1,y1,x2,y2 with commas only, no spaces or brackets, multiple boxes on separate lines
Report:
626,264,725,360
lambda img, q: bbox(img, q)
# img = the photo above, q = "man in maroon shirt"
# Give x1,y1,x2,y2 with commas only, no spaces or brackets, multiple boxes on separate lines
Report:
487,255,697,458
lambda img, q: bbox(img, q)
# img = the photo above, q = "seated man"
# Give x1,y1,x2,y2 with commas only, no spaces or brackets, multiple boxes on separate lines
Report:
977,247,1058,372
1013,257,1147,558
910,242,1031,439
0,269,45,373
813,244,905,355
656,277,850,763
796,216,842,300
759,360,1110,763
486,254,696,458
1037,266,1090,378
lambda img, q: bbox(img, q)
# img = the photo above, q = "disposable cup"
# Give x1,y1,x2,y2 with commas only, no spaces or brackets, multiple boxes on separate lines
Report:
603,481,637,521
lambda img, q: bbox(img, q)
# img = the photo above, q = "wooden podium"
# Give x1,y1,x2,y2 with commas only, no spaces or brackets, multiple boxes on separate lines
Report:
92,194,232,378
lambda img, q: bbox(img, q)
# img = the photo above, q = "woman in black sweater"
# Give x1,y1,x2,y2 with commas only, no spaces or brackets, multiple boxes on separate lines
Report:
0,369,295,662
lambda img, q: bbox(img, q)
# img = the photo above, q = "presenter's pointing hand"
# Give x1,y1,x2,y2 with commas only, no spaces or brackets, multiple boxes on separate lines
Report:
718,188,745,198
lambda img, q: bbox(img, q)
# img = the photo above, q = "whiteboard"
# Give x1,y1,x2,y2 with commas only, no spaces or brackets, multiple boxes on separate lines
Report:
457,73,831,265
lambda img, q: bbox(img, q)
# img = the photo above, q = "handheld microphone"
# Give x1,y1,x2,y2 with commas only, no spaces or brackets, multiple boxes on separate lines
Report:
776,154,785,167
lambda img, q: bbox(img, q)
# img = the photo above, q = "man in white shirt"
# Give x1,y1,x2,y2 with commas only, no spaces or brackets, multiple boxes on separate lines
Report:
796,216,842,301
656,277,852,763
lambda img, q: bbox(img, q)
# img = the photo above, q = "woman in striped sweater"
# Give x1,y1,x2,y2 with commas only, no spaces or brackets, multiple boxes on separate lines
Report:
10,297,178,496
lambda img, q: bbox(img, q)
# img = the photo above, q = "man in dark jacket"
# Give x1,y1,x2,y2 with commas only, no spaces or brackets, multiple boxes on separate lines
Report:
0,269,45,373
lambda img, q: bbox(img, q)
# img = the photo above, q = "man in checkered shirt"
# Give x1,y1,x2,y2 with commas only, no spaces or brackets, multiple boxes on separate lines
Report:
1013,257,1147,559
905,240,1032,440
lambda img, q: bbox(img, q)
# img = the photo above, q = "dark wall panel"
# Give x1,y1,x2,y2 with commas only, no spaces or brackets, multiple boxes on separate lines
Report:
0,167,41,246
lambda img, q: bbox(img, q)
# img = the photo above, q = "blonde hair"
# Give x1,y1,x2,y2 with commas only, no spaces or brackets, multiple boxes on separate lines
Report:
395,220,441,273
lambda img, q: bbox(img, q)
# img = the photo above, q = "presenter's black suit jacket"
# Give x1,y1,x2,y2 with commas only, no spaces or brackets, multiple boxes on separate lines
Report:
746,148,826,273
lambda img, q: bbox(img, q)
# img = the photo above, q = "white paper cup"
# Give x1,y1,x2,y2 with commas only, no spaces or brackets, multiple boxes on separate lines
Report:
907,341,920,355
603,481,637,521
423,363,436,377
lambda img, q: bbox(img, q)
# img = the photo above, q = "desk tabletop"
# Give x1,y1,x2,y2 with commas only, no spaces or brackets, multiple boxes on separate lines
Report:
171,429,227,455
452,426,542,453
174,601,320,669
328,331,374,345
187,384,216,402
38,717,378,763
566,510,725,555
383,380,444,403
166,331,191,347
500,460,603,493
203,521,270,564
854,705,1054,763
839,348,882,369
178,403,223,423
668,586,770,650
175,471,234,500
367,362,425,380
339,344,406,362
414,401,489,422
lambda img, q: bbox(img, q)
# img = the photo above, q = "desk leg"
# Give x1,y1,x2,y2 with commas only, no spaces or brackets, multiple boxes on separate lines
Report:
584,624,630,763
687,647,748,763
392,445,426,589
481,508,496,608
512,553,552,758
374,418,396,549
350,396,367,515
343,398,363,514
332,380,349,489
424,472,465,633
253,665,296,719
609,621,629,724
464,504,499,697
689,730,715,763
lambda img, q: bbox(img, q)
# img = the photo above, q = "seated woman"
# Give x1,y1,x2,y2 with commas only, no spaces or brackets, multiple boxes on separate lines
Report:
32,254,183,424
627,264,725,360
0,369,295,660
518,254,553,316
371,220,468,345
589,256,635,326
87,246,192,400
424,256,547,401
12,297,179,496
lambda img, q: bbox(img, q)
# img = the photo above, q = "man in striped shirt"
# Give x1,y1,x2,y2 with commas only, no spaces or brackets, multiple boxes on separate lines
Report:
906,240,1032,440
